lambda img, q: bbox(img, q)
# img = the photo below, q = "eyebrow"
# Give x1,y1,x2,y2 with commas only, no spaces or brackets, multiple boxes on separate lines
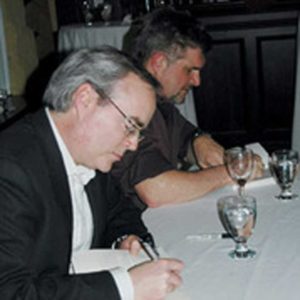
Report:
90,82,146,130
130,116,145,129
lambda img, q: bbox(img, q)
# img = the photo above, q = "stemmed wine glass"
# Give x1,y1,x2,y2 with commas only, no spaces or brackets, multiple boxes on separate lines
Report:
269,149,299,200
80,0,94,26
101,1,113,25
224,147,254,197
154,0,168,8
217,195,257,259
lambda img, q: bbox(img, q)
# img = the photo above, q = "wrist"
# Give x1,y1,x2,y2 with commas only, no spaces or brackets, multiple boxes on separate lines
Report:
112,234,129,249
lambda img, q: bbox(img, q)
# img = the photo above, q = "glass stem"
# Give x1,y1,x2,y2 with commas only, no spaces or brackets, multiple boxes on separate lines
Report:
235,241,248,257
238,185,245,197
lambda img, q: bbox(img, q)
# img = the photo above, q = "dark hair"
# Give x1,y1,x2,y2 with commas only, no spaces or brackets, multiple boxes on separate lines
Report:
123,7,212,65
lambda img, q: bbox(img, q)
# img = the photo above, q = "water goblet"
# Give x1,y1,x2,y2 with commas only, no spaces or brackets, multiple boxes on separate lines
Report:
101,1,113,25
80,0,94,26
224,147,254,197
269,149,299,200
154,0,168,8
217,195,257,259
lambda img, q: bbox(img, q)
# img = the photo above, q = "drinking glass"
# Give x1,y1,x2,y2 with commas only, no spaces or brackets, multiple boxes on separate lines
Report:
101,1,113,25
217,195,257,259
80,0,94,26
224,147,254,197
269,149,299,200
153,0,168,8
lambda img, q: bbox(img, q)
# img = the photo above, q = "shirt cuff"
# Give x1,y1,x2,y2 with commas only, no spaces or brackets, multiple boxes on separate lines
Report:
110,267,134,300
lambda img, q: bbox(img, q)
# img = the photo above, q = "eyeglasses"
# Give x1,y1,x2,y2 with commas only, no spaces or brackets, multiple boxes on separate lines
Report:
93,87,144,142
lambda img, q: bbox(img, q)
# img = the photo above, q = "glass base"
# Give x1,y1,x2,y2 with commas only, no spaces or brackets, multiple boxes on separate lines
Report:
229,249,256,259
275,193,298,200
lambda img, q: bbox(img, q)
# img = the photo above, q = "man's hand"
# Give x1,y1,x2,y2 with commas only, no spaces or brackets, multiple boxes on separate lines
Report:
119,235,142,256
250,154,265,181
129,259,184,300
193,135,224,168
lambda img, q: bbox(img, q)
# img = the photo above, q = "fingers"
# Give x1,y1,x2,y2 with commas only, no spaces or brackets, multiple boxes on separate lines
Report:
252,154,265,180
200,150,224,168
153,259,184,295
162,259,184,293
194,135,224,168
130,239,141,256
119,235,141,256
163,258,184,273
254,155,264,175
167,270,183,292
129,258,184,299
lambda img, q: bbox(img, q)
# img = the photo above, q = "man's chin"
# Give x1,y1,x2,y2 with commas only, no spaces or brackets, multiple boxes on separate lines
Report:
96,161,113,173
170,91,188,105
171,96,186,105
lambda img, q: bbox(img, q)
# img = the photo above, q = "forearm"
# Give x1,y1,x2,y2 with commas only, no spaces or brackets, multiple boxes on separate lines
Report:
135,166,233,207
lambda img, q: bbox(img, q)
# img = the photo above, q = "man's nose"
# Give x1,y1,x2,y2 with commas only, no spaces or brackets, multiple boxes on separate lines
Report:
124,135,139,152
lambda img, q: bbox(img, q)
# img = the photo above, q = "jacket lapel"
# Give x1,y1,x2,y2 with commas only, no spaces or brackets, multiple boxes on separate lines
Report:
85,173,107,247
32,110,73,225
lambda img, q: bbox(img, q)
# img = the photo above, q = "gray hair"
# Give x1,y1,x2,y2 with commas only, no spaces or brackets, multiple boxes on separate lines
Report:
43,46,159,112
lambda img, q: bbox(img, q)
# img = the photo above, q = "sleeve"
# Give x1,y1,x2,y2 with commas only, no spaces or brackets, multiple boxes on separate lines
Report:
111,132,174,201
0,158,121,300
110,267,134,300
164,104,198,160
124,138,175,186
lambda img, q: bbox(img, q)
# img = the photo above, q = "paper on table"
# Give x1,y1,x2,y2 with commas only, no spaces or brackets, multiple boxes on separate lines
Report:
72,249,190,300
246,142,270,169
71,249,149,273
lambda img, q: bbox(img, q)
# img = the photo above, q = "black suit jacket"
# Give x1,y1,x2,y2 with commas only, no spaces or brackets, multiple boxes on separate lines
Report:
0,109,148,299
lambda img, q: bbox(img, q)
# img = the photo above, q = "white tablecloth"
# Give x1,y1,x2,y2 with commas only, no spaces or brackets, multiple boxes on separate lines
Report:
143,176,300,300
58,23,198,126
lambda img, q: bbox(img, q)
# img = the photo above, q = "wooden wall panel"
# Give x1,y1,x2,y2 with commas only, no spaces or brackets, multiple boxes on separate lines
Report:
193,11,298,152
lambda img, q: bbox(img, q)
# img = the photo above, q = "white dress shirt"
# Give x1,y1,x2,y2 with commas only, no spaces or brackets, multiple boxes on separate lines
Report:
45,108,134,300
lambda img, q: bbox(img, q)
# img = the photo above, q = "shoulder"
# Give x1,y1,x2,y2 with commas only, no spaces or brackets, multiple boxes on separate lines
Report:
0,110,47,161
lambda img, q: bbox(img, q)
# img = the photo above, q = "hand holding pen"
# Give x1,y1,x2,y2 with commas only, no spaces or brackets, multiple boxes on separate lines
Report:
116,234,160,259
139,238,160,261
119,234,184,298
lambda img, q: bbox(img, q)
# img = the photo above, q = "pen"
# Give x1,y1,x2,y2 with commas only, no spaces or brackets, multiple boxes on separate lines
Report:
186,233,231,241
139,240,160,261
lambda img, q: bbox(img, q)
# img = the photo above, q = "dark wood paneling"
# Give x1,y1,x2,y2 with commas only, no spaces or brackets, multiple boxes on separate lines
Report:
195,39,247,133
194,11,298,153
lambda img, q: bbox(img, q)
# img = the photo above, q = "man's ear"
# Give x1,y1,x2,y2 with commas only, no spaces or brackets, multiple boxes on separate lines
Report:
72,83,96,116
146,51,168,78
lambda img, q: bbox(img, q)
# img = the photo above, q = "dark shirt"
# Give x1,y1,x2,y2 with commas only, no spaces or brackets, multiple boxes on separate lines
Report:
111,99,197,211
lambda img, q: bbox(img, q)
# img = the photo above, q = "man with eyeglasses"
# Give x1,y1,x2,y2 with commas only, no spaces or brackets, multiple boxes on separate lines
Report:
111,8,263,210
0,47,183,299
91,83,145,142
